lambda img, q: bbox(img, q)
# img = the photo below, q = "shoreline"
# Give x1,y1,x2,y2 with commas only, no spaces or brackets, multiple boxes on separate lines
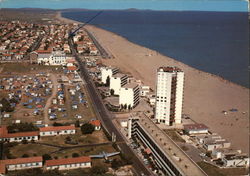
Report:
58,11,249,90
57,11,249,154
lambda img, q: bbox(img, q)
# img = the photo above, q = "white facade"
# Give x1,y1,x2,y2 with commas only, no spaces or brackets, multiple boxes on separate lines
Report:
140,86,150,97
39,129,76,136
119,83,140,109
46,162,91,170
110,74,128,95
7,161,43,171
222,156,249,167
100,67,119,84
155,67,184,126
37,51,67,65
6,135,38,142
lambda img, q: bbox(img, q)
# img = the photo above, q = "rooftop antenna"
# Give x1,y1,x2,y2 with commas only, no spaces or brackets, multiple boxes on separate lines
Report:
69,11,103,37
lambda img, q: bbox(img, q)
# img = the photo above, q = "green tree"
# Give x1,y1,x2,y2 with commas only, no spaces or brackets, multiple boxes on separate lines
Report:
7,122,38,133
124,104,127,110
22,154,29,158
90,165,108,175
0,98,14,112
106,76,110,87
110,89,114,95
128,105,131,110
81,123,95,134
42,154,52,161
72,153,80,158
75,120,80,127
111,159,125,170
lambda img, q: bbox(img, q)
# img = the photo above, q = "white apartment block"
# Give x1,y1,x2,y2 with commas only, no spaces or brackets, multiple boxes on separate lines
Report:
100,67,119,84
110,73,128,95
155,67,184,126
119,83,140,109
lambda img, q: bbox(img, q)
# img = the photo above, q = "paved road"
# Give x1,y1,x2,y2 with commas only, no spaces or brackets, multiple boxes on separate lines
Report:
69,38,152,176
44,74,58,125
84,28,113,59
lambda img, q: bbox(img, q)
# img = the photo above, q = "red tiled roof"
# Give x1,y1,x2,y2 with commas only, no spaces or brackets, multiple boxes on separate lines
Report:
5,131,39,138
0,126,39,138
36,50,52,54
45,156,91,167
0,162,6,174
3,53,11,57
39,125,75,132
89,120,101,127
1,156,42,165
67,66,77,71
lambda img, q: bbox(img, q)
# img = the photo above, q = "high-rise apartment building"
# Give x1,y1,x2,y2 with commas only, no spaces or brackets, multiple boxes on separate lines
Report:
155,67,184,126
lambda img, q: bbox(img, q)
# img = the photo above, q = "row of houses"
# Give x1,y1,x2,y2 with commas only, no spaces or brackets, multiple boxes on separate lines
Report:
73,29,99,55
0,121,101,142
0,156,91,175
0,21,44,61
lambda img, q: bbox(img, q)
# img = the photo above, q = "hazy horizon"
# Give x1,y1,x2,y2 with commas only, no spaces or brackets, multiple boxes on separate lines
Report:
0,0,248,12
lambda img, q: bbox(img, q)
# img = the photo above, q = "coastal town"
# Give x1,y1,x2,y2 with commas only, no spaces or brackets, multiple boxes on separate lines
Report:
0,9,249,176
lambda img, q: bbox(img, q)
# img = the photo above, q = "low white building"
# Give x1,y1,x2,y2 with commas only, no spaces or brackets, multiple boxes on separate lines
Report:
110,73,128,95
140,86,150,97
45,156,91,170
100,67,119,84
89,120,101,130
39,125,76,136
0,126,39,142
222,155,249,167
183,124,209,135
0,157,43,175
196,134,231,151
119,83,140,109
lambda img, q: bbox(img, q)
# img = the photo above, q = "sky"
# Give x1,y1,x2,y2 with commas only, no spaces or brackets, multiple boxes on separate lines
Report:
0,0,249,12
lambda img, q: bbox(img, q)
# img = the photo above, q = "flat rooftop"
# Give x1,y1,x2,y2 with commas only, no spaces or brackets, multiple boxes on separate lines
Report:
122,83,138,89
112,73,127,78
158,66,182,73
135,114,207,176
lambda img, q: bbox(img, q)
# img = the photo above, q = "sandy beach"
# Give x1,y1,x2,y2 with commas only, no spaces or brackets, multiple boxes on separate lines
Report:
57,12,249,154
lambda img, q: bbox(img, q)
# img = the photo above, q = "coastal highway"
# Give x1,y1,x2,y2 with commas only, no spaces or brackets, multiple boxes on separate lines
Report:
68,37,152,176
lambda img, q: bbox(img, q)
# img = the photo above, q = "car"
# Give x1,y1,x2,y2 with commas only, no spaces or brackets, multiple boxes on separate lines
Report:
199,153,206,157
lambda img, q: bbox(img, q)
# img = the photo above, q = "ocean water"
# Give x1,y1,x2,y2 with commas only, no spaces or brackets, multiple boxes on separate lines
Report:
62,11,249,88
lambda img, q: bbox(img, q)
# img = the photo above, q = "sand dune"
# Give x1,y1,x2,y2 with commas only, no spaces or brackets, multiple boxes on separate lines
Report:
57,12,249,154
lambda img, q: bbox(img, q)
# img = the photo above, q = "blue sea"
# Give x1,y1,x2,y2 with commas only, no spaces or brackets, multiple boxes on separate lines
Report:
62,10,249,88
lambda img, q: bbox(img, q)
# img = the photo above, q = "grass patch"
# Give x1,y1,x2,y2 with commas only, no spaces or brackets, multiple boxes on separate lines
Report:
197,161,248,176
9,143,58,158
51,144,116,159
40,129,108,146
164,129,185,143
